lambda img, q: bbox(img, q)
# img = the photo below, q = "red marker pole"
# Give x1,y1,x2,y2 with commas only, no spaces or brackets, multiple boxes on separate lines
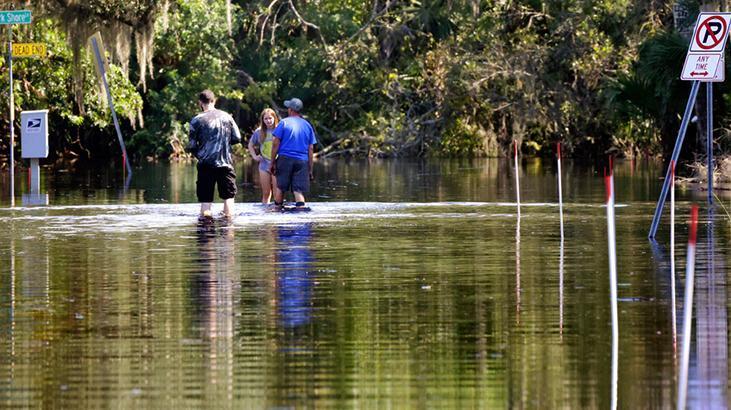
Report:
605,165,618,410
678,205,699,410
514,140,520,215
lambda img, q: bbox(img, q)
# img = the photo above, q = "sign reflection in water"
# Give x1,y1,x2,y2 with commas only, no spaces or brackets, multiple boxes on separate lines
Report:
688,208,728,407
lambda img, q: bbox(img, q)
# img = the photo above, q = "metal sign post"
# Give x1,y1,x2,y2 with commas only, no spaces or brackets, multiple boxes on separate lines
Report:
1,10,32,207
649,12,730,239
7,24,12,207
707,82,714,203
88,33,132,177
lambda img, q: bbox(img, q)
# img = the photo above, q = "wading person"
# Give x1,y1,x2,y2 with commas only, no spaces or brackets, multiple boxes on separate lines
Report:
188,90,242,218
270,98,317,211
248,108,280,205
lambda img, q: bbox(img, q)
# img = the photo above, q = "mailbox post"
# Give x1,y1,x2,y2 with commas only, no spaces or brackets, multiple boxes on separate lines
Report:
21,109,48,194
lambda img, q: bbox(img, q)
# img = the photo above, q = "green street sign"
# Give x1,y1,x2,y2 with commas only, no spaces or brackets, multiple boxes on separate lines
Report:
0,10,31,25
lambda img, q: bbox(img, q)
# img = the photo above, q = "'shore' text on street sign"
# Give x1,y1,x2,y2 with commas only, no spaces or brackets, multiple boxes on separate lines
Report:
11,43,46,58
0,10,31,25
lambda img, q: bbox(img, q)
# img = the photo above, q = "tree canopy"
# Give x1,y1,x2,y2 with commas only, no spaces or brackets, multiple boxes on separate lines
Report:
0,0,727,165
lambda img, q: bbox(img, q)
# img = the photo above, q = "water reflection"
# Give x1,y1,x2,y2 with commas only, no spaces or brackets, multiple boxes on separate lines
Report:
515,212,521,323
275,224,314,330
190,219,239,401
269,223,315,407
2,219,51,406
2,159,730,408
688,209,728,407
649,240,677,356
559,229,564,339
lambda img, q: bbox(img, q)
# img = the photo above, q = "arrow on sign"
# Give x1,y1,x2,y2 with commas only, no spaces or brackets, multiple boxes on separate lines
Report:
691,71,710,76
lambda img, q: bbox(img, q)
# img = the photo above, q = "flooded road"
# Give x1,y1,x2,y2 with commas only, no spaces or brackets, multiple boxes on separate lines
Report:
0,158,729,408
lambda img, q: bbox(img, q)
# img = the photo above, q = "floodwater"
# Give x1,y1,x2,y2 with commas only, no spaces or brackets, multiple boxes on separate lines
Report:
0,158,729,408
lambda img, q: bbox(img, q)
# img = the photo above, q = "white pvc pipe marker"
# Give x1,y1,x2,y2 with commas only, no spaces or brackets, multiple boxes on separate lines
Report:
557,143,564,238
514,140,521,215
605,169,618,410
677,205,699,410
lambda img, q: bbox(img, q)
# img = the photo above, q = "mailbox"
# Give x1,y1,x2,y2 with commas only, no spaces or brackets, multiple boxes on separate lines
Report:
21,109,49,158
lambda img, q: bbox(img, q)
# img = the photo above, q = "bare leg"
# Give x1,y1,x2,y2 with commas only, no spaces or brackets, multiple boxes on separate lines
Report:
200,202,213,217
223,198,235,217
273,185,284,204
271,173,281,204
293,191,306,205
258,169,272,204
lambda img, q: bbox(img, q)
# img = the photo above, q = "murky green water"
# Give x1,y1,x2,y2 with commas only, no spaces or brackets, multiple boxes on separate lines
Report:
0,158,729,408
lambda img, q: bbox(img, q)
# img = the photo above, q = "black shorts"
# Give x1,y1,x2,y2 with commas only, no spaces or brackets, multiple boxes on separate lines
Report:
275,155,310,193
196,164,237,202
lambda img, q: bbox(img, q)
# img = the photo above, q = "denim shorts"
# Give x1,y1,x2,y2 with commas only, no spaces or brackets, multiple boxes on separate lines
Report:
258,157,272,173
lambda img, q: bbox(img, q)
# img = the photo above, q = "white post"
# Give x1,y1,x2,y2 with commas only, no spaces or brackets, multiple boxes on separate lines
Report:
558,142,564,240
514,140,520,216
29,157,39,193
677,205,698,409
558,142,565,338
678,205,699,410
605,171,618,410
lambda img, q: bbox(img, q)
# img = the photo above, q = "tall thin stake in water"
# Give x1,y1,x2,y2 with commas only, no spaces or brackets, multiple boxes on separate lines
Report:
558,143,564,240
558,142,565,338
515,140,521,216
678,205,699,410
605,167,618,410
515,140,521,322
670,161,677,354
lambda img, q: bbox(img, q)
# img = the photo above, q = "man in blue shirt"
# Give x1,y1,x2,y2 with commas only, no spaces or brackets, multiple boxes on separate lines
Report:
270,98,317,210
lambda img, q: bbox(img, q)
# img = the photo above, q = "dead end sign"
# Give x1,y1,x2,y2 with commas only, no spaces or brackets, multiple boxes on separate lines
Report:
690,13,731,52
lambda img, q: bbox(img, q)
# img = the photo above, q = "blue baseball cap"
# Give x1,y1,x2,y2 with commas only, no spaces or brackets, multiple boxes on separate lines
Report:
284,98,303,112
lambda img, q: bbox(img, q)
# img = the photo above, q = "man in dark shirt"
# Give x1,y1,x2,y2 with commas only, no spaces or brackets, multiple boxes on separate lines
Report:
188,90,242,218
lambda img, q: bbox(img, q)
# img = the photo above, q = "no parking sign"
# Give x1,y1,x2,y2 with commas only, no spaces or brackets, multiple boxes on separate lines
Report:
681,12,731,81
690,14,731,51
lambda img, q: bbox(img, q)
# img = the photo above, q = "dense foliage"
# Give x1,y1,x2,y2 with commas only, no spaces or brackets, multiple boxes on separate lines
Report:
0,0,727,164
